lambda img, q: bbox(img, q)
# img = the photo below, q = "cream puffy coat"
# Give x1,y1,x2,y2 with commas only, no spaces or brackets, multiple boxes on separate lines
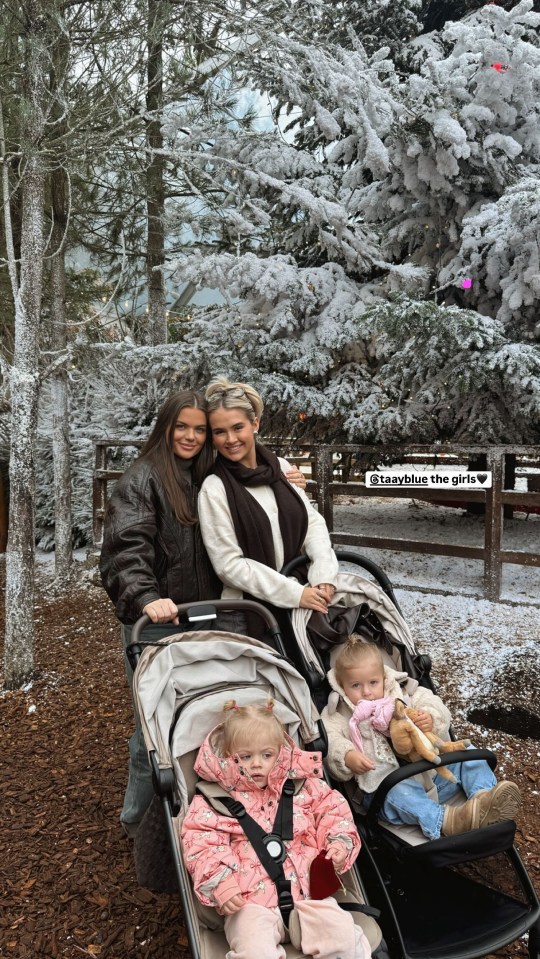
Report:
321,665,452,797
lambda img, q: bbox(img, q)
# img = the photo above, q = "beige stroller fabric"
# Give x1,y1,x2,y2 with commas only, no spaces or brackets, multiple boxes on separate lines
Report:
132,630,321,809
291,570,417,678
130,627,383,959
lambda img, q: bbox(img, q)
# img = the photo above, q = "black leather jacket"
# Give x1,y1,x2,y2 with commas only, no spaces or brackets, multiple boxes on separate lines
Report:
99,459,220,625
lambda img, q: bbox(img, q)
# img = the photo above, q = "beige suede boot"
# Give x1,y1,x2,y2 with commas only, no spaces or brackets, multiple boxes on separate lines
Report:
442,781,521,837
472,781,521,827
442,794,482,836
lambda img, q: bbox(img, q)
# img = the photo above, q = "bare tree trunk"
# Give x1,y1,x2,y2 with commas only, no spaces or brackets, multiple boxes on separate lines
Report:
50,163,73,583
4,1,47,688
145,0,167,345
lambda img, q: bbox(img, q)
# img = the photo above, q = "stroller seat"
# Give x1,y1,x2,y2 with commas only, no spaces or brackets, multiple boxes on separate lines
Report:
285,566,515,858
129,602,389,959
280,552,540,959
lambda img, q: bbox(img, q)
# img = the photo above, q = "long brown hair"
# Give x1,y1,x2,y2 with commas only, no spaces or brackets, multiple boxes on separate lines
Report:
138,390,213,524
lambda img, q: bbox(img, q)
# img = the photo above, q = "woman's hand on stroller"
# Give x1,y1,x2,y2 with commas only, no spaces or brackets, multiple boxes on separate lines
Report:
316,583,336,603
345,749,376,775
300,586,331,613
143,598,180,625
221,893,245,915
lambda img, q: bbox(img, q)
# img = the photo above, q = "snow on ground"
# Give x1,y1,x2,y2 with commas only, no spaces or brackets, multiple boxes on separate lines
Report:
332,496,539,723
334,495,540,604
35,500,539,717
395,588,539,708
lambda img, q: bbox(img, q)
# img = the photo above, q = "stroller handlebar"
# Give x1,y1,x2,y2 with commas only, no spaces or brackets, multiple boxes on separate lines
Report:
280,551,401,611
129,599,282,647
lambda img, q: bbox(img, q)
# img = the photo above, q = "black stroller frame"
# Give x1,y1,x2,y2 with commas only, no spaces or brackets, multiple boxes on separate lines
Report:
127,598,390,959
280,550,540,959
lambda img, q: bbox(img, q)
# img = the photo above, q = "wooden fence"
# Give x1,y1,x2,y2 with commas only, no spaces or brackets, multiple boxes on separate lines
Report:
93,441,540,603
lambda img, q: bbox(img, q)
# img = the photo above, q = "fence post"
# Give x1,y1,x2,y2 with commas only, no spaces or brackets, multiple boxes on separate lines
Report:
316,446,334,531
484,448,504,601
93,442,107,548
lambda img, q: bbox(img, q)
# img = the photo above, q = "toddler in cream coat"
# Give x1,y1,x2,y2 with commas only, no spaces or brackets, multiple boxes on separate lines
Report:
322,636,521,839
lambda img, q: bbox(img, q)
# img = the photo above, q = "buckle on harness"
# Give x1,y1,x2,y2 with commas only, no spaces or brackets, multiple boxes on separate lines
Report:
227,800,246,819
276,879,294,916
262,833,287,863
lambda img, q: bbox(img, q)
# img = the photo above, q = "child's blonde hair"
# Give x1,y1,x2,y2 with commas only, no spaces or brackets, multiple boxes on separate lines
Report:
219,699,286,756
334,636,384,687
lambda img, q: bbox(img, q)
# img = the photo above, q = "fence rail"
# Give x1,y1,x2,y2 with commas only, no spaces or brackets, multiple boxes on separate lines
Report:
93,440,540,603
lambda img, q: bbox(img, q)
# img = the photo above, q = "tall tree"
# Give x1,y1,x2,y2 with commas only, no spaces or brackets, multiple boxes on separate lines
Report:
49,159,73,583
2,0,48,687
47,22,73,584
145,0,167,344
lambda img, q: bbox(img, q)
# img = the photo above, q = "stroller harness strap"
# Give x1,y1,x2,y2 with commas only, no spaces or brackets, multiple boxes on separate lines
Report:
196,778,297,925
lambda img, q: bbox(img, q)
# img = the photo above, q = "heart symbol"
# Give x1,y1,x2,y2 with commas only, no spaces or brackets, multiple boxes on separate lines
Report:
477,473,488,484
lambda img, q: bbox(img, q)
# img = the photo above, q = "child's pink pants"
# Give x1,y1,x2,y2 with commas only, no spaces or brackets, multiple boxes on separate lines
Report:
223,898,371,959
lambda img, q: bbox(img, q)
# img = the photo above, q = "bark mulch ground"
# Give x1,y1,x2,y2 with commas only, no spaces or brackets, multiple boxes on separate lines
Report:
1,572,539,959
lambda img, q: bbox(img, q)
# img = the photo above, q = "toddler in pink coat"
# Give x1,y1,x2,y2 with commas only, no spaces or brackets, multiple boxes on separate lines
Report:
181,700,371,959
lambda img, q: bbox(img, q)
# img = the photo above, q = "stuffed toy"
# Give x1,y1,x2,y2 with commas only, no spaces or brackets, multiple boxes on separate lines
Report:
389,699,471,783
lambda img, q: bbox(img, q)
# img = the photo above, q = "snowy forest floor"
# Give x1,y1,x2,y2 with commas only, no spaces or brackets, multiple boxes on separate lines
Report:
1,498,539,959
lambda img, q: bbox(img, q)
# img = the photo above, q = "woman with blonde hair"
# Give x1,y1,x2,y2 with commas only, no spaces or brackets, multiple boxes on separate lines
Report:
198,377,338,625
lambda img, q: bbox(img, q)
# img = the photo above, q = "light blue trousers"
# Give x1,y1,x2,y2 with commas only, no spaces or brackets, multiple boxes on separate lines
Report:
119,611,248,831
364,749,497,841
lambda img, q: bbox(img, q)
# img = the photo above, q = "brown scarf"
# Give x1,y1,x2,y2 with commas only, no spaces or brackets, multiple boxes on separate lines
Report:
212,444,308,570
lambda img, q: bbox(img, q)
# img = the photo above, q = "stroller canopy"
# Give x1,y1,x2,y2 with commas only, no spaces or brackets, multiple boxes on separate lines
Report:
132,630,322,809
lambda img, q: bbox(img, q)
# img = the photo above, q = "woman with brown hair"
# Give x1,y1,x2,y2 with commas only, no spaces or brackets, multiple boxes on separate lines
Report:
100,388,306,837
100,390,216,631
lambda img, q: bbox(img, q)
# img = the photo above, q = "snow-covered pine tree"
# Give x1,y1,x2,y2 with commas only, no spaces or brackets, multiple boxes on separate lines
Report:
437,176,540,338
351,296,540,443
362,0,540,335
315,0,423,56
163,28,429,436
168,0,540,443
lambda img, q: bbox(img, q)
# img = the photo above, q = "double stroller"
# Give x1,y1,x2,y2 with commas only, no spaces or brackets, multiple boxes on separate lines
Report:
127,552,540,959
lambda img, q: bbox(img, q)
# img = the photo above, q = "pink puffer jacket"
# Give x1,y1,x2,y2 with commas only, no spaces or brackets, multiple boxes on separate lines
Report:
181,727,361,912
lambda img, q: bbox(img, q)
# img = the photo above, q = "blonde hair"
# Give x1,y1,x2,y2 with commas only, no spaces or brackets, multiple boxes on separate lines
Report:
205,376,264,423
334,636,384,687
219,699,285,756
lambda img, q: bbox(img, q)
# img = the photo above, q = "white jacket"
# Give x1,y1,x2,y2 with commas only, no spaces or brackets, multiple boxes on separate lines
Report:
198,457,338,608
322,664,452,796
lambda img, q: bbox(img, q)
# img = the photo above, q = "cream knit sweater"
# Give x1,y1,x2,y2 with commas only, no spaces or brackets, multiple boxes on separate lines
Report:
198,457,338,608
